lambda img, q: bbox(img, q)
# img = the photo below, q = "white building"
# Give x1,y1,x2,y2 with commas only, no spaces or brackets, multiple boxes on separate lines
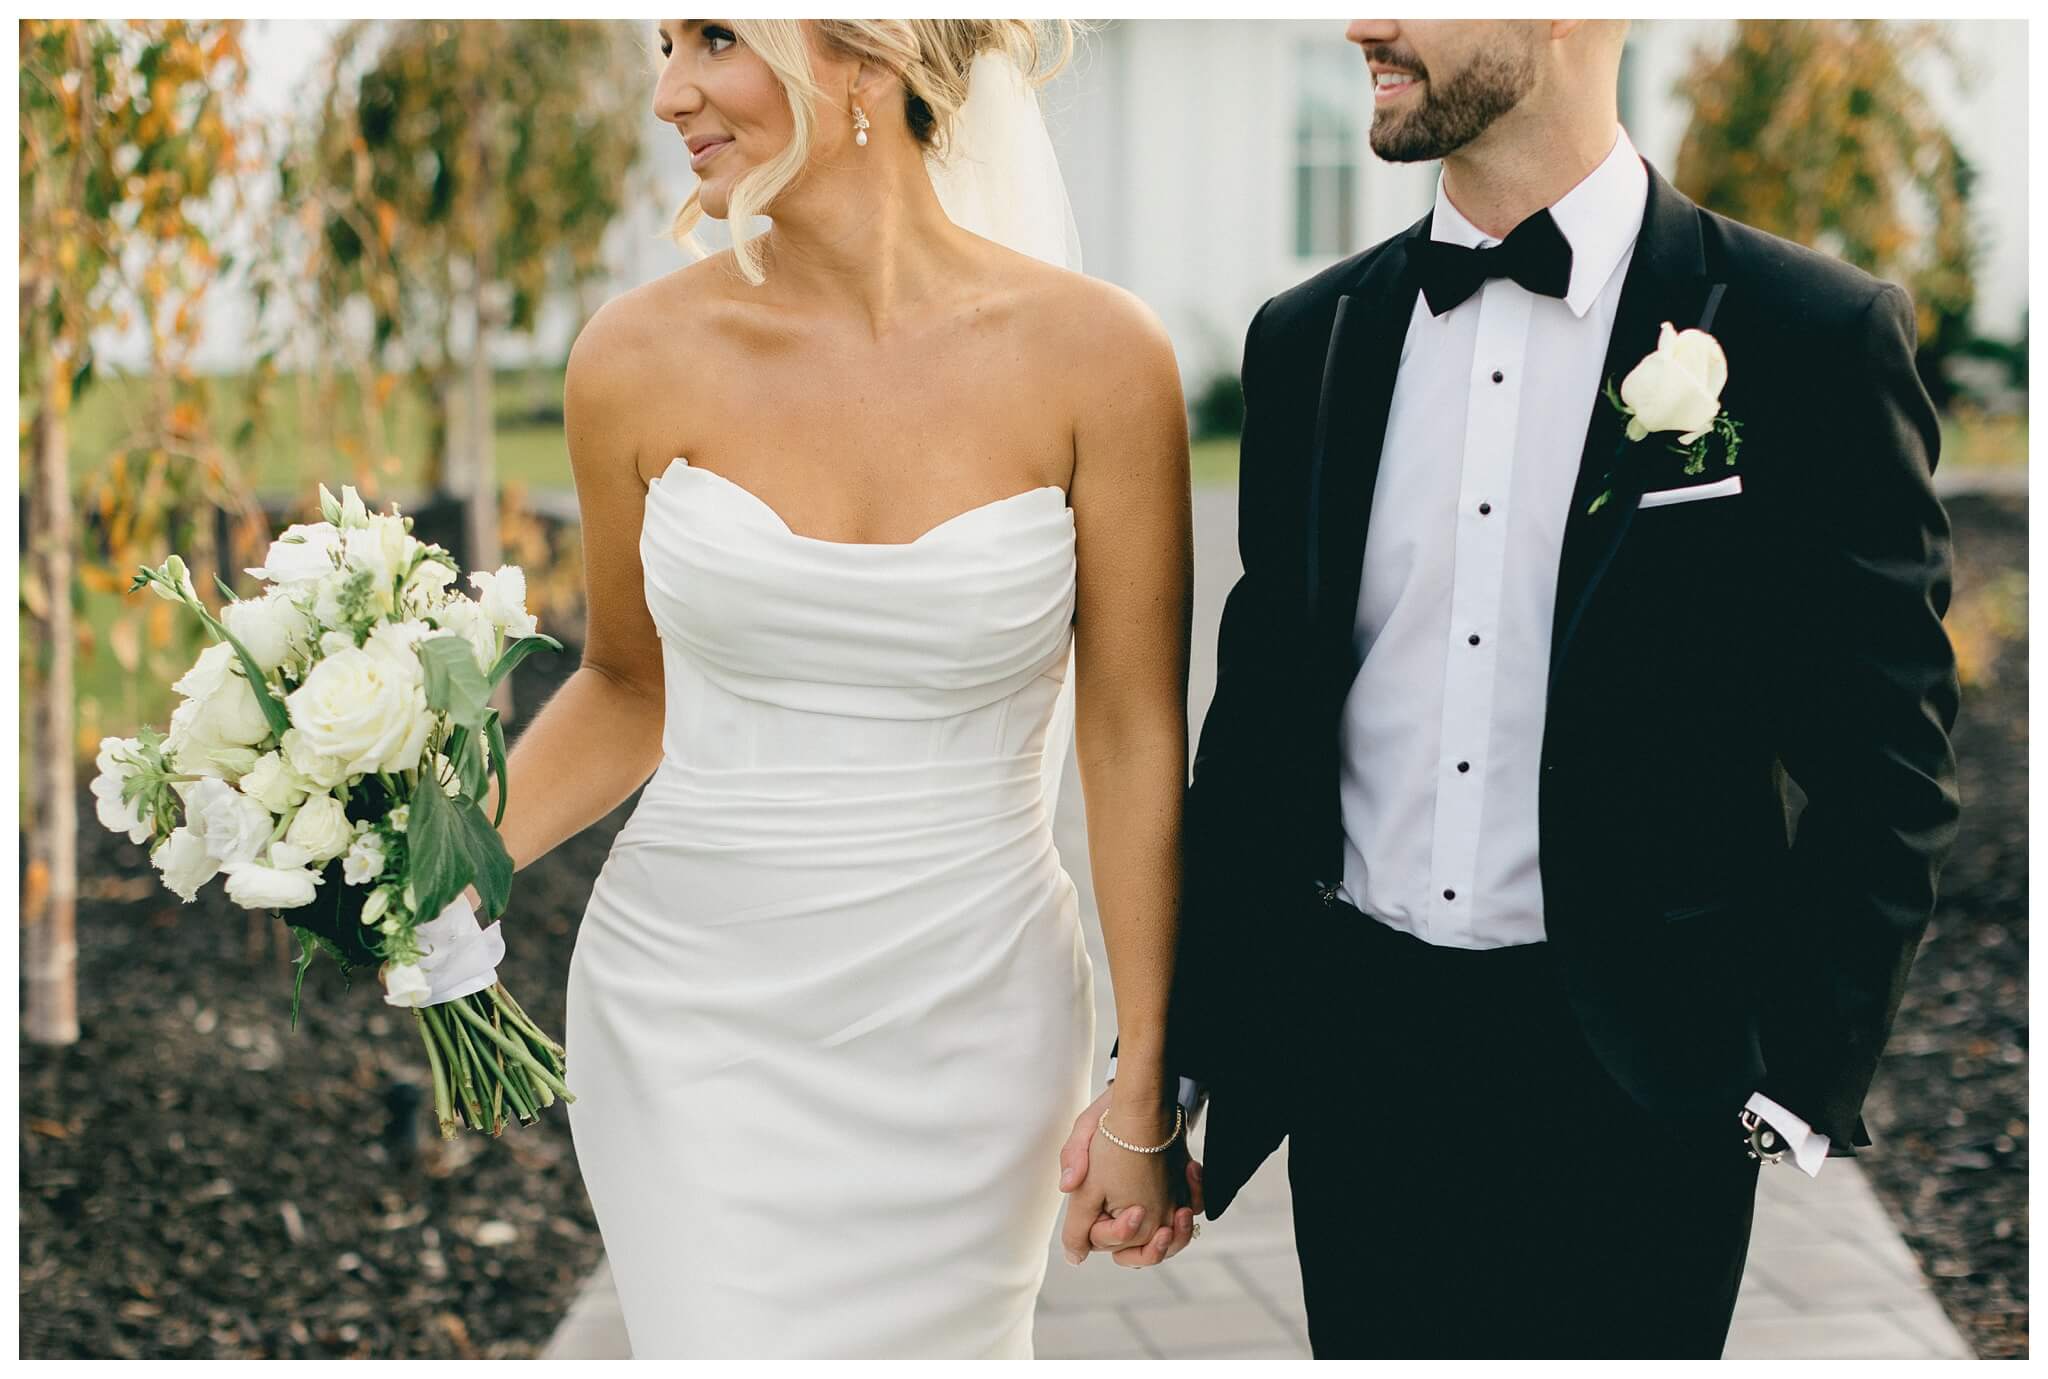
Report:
153,19,2030,387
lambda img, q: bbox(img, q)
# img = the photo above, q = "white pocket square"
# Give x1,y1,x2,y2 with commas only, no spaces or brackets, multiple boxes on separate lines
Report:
1637,474,1742,508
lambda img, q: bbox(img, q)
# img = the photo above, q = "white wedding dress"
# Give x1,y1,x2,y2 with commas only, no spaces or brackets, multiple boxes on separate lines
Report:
563,457,1097,1358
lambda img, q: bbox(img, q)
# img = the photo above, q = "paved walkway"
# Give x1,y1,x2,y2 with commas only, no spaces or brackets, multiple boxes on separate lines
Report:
543,486,1974,1361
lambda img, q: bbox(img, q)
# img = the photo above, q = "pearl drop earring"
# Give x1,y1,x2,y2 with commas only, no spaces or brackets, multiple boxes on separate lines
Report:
853,105,870,147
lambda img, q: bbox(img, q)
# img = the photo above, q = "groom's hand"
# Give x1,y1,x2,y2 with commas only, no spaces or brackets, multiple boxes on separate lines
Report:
1058,1088,1202,1267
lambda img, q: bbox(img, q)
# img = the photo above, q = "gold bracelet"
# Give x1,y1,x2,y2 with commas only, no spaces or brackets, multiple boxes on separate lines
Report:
1096,1104,1185,1154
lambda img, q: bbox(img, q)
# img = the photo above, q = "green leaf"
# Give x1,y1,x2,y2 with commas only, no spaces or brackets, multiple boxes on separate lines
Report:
284,926,355,1031
457,722,487,800
405,777,476,928
452,795,515,920
289,927,318,1031
419,635,492,730
486,710,510,829
214,573,239,604
488,633,564,690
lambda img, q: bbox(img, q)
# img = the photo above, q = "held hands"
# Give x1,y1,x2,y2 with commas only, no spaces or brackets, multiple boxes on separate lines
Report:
1057,1087,1203,1269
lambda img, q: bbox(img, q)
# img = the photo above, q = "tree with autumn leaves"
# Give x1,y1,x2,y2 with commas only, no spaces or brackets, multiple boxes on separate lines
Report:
20,18,261,1045
279,19,646,620
1674,18,1979,404
21,19,648,1047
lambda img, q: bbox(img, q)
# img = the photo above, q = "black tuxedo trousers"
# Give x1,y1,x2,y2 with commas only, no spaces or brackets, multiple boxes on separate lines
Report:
1287,895,1759,1358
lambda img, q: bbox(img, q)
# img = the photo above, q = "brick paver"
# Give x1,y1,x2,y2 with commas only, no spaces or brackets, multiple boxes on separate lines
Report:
541,486,1972,1360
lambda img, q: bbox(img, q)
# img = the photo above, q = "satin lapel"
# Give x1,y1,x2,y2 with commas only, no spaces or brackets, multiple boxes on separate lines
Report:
1547,162,1715,699
1307,220,1426,666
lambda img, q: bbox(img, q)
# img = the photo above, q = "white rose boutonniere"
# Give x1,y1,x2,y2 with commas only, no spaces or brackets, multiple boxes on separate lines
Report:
1589,321,1745,515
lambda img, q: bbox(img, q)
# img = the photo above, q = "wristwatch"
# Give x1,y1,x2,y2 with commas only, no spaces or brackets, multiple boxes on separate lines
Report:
1740,1108,1788,1165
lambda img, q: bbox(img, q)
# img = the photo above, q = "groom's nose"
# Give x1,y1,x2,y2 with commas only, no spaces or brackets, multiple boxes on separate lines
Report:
1346,19,1401,48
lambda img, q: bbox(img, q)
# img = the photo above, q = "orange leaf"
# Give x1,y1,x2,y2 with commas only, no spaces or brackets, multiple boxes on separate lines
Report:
110,614,141,672
22,860,50,923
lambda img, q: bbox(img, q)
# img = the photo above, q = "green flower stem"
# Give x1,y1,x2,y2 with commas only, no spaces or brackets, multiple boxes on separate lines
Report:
447,1008,491,1132
488,1001,509,1127
448,997,575,1103
489,982,565,1059
423,1004,476,1128
511,1059,543,1122
454,996,497,1134
414,1009,458,1139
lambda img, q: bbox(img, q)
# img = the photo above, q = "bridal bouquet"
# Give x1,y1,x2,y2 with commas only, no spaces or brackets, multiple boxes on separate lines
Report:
92,484,572,1139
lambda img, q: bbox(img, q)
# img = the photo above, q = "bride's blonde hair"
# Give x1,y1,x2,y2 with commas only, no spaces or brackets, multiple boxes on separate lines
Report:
669,19,1081,285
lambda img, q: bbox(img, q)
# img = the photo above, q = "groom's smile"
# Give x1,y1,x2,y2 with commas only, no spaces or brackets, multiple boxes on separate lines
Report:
1368,61,1424,104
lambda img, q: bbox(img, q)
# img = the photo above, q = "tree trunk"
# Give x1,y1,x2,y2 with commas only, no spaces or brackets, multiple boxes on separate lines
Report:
25,346,80,1047
462,41,512,723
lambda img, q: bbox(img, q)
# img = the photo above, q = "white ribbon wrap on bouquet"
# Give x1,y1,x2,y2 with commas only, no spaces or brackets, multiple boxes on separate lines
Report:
412,892,506,1005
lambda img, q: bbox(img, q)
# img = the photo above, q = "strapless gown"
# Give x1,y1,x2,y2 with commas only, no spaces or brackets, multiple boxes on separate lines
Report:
564,458,1097,1358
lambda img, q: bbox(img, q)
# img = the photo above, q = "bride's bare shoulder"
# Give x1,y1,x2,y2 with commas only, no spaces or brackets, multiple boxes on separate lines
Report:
569,256,734,384
967,247,1177,391
565,257,737,483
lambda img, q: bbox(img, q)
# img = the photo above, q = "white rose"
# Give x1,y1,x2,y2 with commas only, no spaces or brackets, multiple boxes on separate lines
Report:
283,646,434,779
90,736,153,844
245,521,342,585
469,566,538,639
381,961,433,1008
171,639,235,701
343,831,388,886
285,793,354,863
185,777,276,867
279,727,352,791
220,858,322,910
152,827,218,901
362,619,434,674
222,590,312,672
171,642,273,750
1619,321,1728,445
240,751,311,813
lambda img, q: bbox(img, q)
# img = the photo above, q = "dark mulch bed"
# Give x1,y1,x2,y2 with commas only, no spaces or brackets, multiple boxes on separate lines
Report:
18,494,2029,1359
1858,490,2029,1360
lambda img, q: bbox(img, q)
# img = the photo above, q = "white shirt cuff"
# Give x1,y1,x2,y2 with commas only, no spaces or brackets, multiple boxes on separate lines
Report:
1747,1091,1830,1177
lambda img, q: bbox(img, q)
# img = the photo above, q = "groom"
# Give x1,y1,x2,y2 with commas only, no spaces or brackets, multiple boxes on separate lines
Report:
1064,18,1960,1358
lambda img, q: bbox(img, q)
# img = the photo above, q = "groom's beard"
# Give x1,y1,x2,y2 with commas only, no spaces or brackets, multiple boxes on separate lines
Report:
1368,48,1538,163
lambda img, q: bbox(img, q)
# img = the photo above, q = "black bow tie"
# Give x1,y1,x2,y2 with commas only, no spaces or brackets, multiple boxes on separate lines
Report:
1409,207,1574,316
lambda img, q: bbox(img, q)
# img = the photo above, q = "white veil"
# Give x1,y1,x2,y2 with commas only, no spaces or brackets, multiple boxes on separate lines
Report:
923,49,1084,825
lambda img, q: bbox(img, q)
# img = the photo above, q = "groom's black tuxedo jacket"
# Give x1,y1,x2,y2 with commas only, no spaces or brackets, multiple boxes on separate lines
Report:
1171,161,1962,1218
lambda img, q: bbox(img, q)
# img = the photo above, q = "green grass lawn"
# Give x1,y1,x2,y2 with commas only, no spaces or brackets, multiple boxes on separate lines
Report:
65,366,576,501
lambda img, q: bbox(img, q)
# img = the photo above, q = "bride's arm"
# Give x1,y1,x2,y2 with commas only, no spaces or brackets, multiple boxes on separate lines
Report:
464,306,668,905
1059,281,1194,1252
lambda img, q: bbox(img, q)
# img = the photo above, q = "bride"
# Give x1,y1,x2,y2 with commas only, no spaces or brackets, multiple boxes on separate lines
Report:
473,19,1195,1358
